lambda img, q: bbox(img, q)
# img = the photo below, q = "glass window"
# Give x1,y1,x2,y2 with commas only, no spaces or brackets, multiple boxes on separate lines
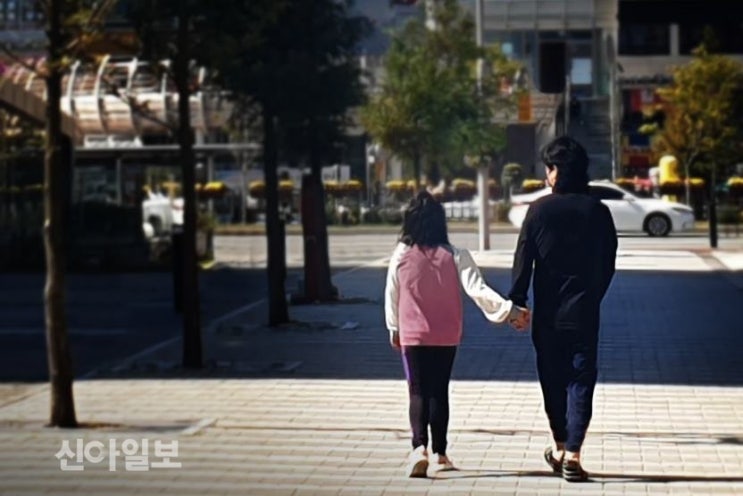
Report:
679,23,743,54
484,30,526,59
570,58,592,85
73,165,117,204
7,1,16,22
619,23,670,55
568,30,593,41
590,186,625,201
539,31,562,41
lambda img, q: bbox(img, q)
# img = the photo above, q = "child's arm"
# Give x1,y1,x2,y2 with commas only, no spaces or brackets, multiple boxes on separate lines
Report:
454,247,515,323
384,243,406,344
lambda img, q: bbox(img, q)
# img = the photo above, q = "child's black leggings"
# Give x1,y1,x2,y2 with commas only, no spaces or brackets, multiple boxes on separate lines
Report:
402,345,457,455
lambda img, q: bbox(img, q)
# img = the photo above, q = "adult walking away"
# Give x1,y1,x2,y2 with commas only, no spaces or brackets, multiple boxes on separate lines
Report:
385,191,530,478
509,137,617,482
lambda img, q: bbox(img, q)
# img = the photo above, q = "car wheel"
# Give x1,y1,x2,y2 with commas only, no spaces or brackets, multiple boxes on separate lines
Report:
142,222,155,239
645,213,671,237
148,216,163,236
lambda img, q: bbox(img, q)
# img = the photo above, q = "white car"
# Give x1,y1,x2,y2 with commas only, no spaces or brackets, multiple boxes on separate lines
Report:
170,197,184,226
142,191,180,237
508,180,696,237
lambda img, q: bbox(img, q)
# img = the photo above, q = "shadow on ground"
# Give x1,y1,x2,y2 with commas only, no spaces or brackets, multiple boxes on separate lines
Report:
440,469,743,484
2,266,743,386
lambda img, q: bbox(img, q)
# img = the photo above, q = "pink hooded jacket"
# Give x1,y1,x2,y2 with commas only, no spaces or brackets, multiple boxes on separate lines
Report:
384,243,514,347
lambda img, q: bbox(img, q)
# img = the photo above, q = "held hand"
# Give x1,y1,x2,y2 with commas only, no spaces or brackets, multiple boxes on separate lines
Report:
508,306,531,332
390,331,401,350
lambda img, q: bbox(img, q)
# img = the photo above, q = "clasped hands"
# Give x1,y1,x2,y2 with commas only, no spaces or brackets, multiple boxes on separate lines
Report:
508,305,531,332
389,304,531,349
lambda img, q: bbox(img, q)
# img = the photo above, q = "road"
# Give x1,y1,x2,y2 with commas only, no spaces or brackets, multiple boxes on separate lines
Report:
1,230,740,383
214,230,743,267
0,267,287,382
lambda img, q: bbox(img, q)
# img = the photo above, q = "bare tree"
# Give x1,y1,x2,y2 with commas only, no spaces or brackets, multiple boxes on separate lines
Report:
36,0,117,427
127,0,204,366
173,1,202,367
43,0,77,427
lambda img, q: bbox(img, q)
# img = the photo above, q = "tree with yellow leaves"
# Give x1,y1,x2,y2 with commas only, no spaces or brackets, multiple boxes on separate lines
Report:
653,43,743,247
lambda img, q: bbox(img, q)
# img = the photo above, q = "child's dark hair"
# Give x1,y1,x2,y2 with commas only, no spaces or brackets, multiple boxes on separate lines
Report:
400,191,450,247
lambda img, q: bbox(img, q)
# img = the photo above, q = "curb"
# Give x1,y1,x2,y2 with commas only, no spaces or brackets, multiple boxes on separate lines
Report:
698,251,743,291
214,224,521,236
213,226,722,237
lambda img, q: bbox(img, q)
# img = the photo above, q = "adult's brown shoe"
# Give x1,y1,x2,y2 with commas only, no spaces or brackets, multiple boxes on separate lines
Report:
562,459,589,482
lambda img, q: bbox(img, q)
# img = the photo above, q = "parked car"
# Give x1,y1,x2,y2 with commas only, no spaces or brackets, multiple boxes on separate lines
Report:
170,197,184,225
508,180,696,237
142,191,176,236
442,197,498,221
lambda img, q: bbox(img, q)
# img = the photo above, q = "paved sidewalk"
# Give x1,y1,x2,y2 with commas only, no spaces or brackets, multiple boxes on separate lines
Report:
710,250,743,272
1,250,742,495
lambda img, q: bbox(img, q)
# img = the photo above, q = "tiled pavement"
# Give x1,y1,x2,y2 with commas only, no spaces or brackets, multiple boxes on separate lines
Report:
0,250,742,495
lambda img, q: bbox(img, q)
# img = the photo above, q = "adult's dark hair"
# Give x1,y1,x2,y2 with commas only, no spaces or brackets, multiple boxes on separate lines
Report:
400,191,450,247
540,136,590,194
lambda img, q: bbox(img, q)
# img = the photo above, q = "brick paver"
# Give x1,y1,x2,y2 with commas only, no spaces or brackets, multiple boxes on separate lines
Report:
1,250,742,495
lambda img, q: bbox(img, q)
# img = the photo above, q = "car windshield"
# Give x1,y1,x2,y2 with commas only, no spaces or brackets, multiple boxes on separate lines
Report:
591,183,662,200
634,189,660,199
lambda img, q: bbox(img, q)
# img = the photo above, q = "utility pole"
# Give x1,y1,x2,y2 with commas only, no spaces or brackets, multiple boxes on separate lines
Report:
564,75,570,135
475,0,490,251
607,35,619,181
609,60,617,181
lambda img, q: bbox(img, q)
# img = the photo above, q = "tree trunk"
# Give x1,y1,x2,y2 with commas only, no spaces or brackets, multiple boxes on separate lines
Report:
709,165,718,248
301,171,336,302
412,150,421,194
44,0,77,428
175,5,202,368
427,160,441,188
300,119,335,303
263,108,289,325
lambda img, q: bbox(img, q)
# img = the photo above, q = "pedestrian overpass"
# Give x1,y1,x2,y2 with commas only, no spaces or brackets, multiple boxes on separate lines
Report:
0,56,247,270
0,55,232,146
0,59,82,142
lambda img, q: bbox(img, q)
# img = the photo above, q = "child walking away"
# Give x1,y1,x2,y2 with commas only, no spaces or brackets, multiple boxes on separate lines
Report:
384,192,530,478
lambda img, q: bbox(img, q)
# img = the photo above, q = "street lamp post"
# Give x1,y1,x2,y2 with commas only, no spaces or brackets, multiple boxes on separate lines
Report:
609,64,616,181
366,143,378,207
564,75,570,136
475,0,490,252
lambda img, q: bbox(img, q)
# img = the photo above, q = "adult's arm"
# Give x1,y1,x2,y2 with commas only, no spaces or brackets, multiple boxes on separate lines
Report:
509,205,537,307
598,204,618,299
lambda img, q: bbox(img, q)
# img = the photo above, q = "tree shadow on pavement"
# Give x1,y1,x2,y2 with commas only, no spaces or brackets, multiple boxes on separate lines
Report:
439,469,743,484
0,266,292,382
56,266,743,387
3,266,743,387
118,266,742,386
591,473,743,484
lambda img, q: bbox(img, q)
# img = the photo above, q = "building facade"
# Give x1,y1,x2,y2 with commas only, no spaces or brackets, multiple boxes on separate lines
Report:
617,0,743,178
468,0,619,179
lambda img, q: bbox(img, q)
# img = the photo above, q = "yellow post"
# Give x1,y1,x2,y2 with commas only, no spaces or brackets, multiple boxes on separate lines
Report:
659,155,679,202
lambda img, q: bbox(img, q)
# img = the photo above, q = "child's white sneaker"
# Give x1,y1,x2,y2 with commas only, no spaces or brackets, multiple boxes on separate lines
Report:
405,446,429,478
430,454,456,473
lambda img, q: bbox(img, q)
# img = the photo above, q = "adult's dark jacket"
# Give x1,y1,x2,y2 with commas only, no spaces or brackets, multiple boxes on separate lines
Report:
509,191,617,331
